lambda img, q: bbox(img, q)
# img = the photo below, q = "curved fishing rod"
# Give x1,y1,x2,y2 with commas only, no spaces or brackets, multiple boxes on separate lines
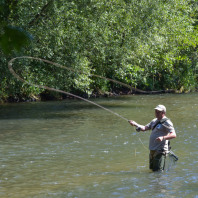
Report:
8,56,129,122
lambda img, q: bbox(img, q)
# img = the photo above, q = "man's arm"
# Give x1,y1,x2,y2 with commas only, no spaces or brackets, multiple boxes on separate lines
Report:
128,120,149,131
156,130,177,142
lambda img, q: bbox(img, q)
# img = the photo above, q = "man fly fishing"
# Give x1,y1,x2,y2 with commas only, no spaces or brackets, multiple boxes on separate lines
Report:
129,104,177,172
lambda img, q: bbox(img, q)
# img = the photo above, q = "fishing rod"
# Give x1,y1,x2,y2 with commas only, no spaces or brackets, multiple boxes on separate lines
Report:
8,56,130,122
8,56,149,150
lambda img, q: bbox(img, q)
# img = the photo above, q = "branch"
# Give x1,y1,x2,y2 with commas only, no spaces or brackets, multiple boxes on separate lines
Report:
28,0,54,27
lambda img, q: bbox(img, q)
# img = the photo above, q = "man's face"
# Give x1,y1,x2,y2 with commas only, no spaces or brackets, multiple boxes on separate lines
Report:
155,110,164,120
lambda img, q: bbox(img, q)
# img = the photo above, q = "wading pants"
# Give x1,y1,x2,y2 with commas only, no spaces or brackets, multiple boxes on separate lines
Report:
149,150,166,171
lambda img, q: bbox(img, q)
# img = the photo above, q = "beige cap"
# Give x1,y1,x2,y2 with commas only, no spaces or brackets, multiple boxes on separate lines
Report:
154,104,166,112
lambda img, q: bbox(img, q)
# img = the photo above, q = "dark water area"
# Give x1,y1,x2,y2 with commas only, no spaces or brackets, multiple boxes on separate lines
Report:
0,93,197,197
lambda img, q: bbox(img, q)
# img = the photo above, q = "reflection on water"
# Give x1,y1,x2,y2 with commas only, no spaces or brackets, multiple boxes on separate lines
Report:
0,93,197,197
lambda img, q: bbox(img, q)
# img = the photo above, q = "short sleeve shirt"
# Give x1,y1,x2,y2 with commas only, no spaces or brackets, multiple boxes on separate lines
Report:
146,116,175,151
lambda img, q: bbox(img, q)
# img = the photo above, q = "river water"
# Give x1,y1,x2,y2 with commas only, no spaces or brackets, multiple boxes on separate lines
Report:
0,93,197,198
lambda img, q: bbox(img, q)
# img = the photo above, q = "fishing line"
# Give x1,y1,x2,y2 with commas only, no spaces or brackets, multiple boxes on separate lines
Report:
8,56,147,150
8,56,130,122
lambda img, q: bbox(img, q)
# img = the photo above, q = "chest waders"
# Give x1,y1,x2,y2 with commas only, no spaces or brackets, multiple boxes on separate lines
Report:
149,118,178,171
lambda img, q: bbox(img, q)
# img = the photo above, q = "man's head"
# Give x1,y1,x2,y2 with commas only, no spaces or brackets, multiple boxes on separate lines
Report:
154,104,166,113
154,104,166,120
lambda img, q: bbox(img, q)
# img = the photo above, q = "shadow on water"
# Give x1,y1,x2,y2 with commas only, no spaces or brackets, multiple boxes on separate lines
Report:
0,96,143,120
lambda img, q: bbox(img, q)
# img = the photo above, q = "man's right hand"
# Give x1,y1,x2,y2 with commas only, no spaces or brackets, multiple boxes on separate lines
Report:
128,120,138,126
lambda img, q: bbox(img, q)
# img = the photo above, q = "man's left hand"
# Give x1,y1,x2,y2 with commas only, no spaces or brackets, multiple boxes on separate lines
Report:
156,136,164,142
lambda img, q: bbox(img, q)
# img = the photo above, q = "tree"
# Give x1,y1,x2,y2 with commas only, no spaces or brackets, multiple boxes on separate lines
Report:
0,0,197,102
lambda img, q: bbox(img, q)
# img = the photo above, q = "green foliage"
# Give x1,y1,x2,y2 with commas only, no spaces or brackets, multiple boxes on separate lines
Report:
0,0,197,101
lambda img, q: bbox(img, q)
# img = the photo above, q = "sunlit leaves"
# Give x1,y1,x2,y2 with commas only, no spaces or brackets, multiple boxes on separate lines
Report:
0,0,197,101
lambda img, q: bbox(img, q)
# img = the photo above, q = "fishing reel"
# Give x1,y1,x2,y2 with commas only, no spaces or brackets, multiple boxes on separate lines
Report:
136,127,141,132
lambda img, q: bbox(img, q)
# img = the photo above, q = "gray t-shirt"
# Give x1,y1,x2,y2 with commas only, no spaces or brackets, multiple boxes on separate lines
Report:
146,117,175,152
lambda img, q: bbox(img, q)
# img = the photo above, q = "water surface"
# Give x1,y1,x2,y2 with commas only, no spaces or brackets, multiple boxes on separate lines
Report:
0,93,197,197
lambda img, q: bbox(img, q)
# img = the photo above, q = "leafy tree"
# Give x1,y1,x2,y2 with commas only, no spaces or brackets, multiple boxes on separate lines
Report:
0,0,197,102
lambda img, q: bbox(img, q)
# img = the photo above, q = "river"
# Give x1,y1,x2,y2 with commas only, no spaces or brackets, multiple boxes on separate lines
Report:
0,93,197,197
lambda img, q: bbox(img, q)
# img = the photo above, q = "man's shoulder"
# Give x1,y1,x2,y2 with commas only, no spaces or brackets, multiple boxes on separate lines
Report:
161,117,174,129
151,118,158,123
147,118,158,129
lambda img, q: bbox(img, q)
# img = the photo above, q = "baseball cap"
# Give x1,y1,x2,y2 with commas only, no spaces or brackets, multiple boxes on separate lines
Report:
154,104,166,112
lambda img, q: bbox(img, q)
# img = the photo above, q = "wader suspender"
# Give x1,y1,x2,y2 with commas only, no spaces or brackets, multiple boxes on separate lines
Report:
152,118,169,130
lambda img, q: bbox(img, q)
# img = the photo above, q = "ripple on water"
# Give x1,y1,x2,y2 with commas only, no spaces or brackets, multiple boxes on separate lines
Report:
0,93,198,197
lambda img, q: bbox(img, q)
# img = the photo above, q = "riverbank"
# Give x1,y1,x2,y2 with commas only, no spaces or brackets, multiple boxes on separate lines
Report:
1,87,197,103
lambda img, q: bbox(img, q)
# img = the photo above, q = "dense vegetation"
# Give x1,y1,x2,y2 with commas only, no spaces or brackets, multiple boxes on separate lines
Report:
0,0,198,102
